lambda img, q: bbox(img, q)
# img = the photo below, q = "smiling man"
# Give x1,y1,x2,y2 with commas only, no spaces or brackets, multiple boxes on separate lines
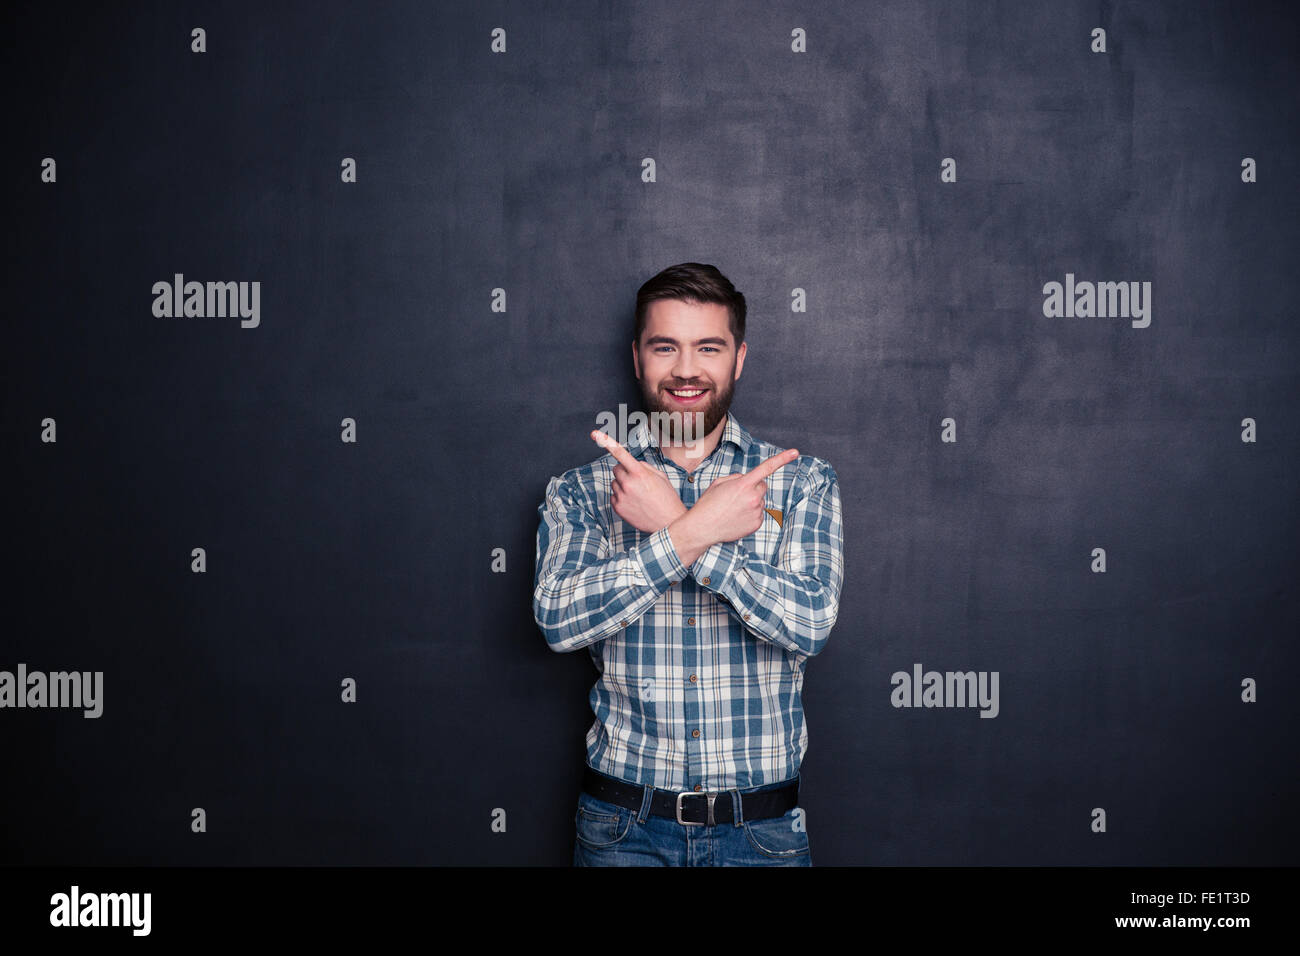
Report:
532,262,845,866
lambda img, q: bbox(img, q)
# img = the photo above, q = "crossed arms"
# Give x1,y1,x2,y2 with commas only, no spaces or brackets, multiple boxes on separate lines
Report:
532,433,845,659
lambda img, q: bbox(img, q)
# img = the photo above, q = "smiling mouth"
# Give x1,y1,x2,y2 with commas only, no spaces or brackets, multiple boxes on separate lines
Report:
665,387,709,403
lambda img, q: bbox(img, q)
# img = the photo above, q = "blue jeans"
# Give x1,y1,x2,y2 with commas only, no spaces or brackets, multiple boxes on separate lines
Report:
572,777,812,866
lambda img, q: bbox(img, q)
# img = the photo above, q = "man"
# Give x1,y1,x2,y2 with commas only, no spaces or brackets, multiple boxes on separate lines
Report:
532,262,845,866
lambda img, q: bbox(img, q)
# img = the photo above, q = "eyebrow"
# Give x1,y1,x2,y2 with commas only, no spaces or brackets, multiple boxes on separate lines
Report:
644,335,730,347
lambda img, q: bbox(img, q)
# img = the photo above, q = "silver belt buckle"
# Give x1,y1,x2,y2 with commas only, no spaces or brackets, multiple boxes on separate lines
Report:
676,790,717,826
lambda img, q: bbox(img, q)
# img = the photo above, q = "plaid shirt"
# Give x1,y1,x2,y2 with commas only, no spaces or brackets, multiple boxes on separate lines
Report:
533,411,845,792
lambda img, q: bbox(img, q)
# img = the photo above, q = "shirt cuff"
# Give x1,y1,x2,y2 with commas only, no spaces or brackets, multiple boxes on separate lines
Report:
634,525,691,591
689,540,745,593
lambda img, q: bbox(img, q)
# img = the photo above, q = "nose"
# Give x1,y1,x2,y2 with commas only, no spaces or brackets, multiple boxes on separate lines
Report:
672,349,702,381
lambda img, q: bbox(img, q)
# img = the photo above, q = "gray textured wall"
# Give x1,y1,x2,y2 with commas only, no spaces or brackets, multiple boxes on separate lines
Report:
4,0,1297,865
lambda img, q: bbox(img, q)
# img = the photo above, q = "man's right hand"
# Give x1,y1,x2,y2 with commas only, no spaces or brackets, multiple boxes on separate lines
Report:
668,448,799,565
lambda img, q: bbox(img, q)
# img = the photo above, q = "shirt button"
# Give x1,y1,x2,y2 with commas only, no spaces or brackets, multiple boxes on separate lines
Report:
693,784,702,792
691,729,700,738
620,620,629,627
686,475,694,483
742,613,751,621
669,580,676,586
701,577,710,586
687,617,695,626
689,674,697,683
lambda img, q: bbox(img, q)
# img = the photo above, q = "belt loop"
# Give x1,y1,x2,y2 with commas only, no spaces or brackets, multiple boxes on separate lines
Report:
636,784,654,824
731,788,744,827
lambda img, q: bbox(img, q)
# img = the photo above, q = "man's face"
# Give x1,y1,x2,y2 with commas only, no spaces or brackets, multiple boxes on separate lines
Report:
632,298,747,445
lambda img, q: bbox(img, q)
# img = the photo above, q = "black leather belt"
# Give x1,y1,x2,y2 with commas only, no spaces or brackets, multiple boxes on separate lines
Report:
582,766,798,827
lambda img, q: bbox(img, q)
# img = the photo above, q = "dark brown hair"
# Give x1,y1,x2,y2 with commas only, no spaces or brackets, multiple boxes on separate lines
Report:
633,262,746,348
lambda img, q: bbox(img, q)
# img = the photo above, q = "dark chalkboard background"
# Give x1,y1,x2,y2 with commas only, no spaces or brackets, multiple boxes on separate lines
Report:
3,0,1297,865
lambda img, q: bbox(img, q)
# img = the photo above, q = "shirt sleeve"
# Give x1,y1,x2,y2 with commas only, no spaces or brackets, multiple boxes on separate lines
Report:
687,459,844,659
533,472,689,653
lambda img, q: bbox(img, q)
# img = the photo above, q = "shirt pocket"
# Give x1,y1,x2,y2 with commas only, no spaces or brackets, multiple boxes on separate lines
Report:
744,492,785,563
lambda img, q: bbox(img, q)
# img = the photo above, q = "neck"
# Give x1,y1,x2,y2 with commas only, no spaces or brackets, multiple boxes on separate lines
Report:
654,413,727,473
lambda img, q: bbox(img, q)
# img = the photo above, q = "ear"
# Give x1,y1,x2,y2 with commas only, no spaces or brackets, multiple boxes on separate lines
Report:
733,341,747,380
631,338,642,379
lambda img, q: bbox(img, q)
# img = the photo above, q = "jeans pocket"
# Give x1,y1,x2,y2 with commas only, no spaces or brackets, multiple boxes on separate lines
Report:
742,807,810,859
574,792,634,849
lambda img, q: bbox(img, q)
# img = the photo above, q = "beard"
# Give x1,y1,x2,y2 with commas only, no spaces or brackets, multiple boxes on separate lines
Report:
637,360,736,451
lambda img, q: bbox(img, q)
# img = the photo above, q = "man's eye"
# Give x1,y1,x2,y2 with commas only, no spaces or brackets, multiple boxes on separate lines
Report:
701,347,718,353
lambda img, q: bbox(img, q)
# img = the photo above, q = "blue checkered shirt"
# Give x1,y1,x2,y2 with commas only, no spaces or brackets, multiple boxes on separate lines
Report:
533,411,845,792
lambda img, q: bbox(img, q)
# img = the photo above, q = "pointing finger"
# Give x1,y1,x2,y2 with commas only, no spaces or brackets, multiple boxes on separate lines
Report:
745,447,799,482
591,430,642,471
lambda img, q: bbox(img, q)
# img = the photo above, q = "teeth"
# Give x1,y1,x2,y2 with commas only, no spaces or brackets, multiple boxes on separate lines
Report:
669,389,705,397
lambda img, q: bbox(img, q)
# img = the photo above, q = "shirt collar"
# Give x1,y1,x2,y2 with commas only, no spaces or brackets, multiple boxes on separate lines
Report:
625,410,753,461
